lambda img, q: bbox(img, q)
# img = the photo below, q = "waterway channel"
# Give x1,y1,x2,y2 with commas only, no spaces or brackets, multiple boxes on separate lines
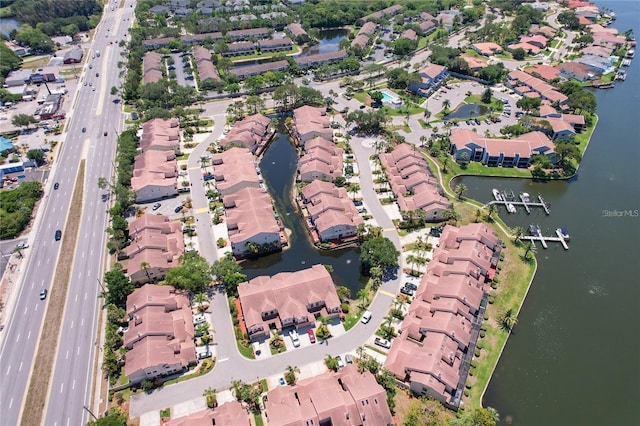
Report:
473,2,640,424
241,130,366,296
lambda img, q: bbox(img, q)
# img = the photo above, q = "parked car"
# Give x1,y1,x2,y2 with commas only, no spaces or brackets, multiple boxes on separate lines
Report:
103,131,108,136
40,288,48,300
278,377,286,386
307,329,316,343
174,205,183,213
353,200,363,207
335,356,345,368
404,282,418,291
15,242,28,250
290,330,300,347
400,286,415,296
374,337,391,349
197,351,211,360
361,310,372,324
345,354,353,364
152,202,161,211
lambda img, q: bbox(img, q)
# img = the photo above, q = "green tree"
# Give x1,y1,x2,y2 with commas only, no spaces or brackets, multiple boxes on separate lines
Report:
360,236,399,275
26,149,45,166
104,264,134,309
357,288,368,308
336,285,351,302
512,226,525,243
203,387,217,408
481,88,493,104
523,240,537,260
511,47,526,60
13,24,54,53
0,44,22,78
11,113,38,129
404,398,449,426
284,365,300,385
164,251,212,293
87,407,127,426
454,183,468,200
324,354,339,371
369,90,383,106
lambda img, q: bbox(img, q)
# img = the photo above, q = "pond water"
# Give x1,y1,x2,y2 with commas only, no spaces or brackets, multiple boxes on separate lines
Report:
241,129,366,297
444,103,489,120
0,18,19,37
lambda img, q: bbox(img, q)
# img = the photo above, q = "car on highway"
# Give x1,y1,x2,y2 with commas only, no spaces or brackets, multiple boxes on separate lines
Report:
82,127,86,133
53,182,59,190
92,87,96,92
152,202,161,211
335,355,345,369
374,337,391,349
89,64,93,69
361,310,372,324
174,205,183,213
54,230,62,241
307,329,316,343
96,73,99,77
39,288,48,300
103,131,108,136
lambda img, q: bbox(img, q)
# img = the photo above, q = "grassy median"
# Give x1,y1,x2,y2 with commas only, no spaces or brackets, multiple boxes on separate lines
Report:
21,161,85,426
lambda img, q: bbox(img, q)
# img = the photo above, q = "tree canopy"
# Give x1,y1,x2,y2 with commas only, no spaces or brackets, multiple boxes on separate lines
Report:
210,254,246,296
360,236,399,274
0,44,21,78
165,251,212,293
0,181,43,239
11,0,101,27
346,109,391,134
104,265,134,309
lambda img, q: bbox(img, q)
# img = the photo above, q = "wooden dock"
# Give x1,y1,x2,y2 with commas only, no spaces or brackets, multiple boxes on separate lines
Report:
521,227,569,250
488,191,550,215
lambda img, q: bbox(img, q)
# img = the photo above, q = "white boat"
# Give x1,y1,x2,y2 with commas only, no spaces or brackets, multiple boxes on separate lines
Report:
492,189,502,201
506,203,517,213
521,192,530,203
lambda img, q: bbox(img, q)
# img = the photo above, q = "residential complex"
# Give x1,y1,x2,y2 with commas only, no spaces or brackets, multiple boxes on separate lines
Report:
238,264,341,340
385,223,501,408
123,285,196,384
298,137,343,183
220,113,271,153
379,144,450,221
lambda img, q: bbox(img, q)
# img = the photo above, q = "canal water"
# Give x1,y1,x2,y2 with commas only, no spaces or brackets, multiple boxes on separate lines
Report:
241,130,365,296
472,2,640,424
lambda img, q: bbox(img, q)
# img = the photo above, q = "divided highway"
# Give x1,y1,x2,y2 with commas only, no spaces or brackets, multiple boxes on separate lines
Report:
0,2,135,425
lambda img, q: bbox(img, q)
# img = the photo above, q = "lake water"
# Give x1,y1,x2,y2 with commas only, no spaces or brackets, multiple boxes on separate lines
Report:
241,130,366,297
474,2,640,424
0,18,19,37
444,103,489,120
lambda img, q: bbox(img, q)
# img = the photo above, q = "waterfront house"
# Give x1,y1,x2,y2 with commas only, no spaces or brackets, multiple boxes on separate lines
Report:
238,264,341,340
449,128,556,168
265,365,393,425
220,113,270,153
125,214,184,284
223,187,281,257
124,285,195,385
293,106,333,143
351,34,369,50
224,41,255,57
575,54,613,74
294,50,347,69
257,38,292,53
211,147,261,195
301,180,362,242
143,52,163,85
408,63,449,97
384,223,500,409
556,61,594,81
298,137,344,183
506,70,568,104
286,22,309,43
580,45,614,58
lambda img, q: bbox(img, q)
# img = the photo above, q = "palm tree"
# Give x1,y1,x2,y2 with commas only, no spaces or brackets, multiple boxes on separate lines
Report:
194,292,208,312
357,288,368,308
486,203,497,221
454,183,468,200
487,407,500,424
419,135,427,148
406,254,419,275
512,226,525,243
499,308,518,331
442,99,451,112
466,90,472,98
523,241,537,259
199,156,211,173
140,261,152,282
285,365,300,385
370,266,383,289
474,208,482,223
203,387,217,408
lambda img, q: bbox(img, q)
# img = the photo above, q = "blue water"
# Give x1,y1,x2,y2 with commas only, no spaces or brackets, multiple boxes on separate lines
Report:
444,103,489,120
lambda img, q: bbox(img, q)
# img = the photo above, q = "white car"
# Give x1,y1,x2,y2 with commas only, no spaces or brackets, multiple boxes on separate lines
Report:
290,330,300,347
361,311,372,324
374,337,391,349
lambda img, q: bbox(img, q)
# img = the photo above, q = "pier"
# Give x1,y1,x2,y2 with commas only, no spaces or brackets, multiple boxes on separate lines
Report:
521,226,570,250
488,190,550,215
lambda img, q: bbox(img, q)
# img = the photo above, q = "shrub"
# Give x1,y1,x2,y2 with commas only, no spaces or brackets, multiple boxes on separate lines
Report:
490,282,498,290
217,238,227,248
474,348,481,358
341,302,350,313
479,330,486,338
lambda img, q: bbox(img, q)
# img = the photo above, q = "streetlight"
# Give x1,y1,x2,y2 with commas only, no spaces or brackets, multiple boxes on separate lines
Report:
97,278,106,293
83,405,98,421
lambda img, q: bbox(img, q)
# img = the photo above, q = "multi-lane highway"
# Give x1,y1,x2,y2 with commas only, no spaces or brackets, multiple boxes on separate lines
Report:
0,1,134,425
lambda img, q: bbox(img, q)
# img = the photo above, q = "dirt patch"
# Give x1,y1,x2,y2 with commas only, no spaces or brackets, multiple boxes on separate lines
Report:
21,161,85,426
392,388,414,424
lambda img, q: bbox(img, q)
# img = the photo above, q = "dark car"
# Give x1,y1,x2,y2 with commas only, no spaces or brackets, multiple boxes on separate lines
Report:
96,72,99,77
54,230,62,241
104,131,108,136
345,354,353,364
174,205,183,213
404,282,418,291
82,127,86,133
53,182,59,190
400,286,415,296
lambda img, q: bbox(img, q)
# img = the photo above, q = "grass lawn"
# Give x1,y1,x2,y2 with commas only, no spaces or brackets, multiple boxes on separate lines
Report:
230,46,300,62
352,91,370,105
254,412,264,426
550,39,561,49
573,114,598,156
237,340,256,359
0,6,13,17
495,52,512,60
465,48,481,57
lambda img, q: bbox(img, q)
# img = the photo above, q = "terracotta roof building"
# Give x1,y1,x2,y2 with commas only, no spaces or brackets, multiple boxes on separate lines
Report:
167,400,250,426
471,42,503,56
506,70,568,104
408,63,449,97
131,150,178,203
379,144,450,221
449,128,556,168
298,137,343,183
265,365,393,425
401,28,418,42
384,224,500,408
286,22,309,43
301,180,363,242
238,264,341,340
461,55,488,72
125,214,184,284
124,285,196,384
293,106,333,143
229,60,289,79
140,118,181,154
524,64,560,81
294,50,348,68
223,187,281,256
143,52,163,85
555,61,594,82
193,46,220,82
529,24,556,38
220,113,270,152
211,147,261,195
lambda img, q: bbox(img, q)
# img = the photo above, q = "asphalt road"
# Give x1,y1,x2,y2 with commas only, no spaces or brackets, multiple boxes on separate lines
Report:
0,2,133,425
43,3,136,426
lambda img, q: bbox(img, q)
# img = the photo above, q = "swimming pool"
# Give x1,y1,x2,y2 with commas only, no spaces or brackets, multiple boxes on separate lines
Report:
380,89,403,107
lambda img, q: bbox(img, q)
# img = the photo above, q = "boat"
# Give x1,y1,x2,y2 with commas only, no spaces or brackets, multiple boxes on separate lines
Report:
521,192,530,203
528,224,541,236
626,48,634,58
556,227,570,241
492,189,502,201
506,203,517,213
622,59,632,67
